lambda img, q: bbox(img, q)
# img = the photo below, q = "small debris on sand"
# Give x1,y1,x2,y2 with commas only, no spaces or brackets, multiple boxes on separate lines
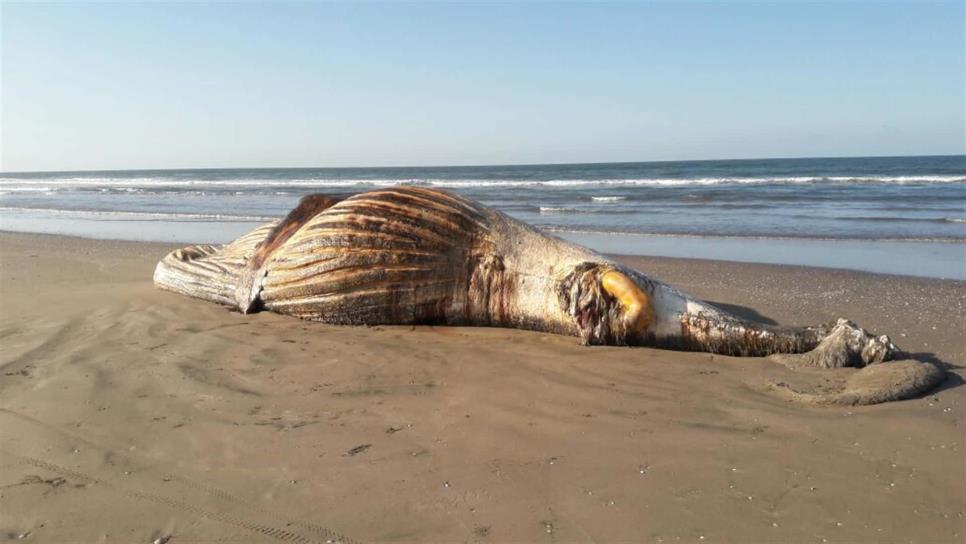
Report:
345,444,371,456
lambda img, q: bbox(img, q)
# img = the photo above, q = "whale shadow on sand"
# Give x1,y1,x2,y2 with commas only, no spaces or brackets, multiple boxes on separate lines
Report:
706,301,779,326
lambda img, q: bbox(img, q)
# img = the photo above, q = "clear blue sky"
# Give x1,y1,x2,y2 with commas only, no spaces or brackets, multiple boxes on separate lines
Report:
2,1,963,171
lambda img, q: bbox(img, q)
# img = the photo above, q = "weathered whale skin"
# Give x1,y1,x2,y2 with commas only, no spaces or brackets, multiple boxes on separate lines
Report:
154,187,945,404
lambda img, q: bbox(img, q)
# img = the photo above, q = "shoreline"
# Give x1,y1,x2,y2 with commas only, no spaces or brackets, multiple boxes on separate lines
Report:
3,223,964,281
1,232,963,542
3,228,965,285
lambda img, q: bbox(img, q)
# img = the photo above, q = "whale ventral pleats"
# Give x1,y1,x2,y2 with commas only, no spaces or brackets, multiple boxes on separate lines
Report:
255,187,491,325
236,194,343,313
465,252,511,326
251,194,343,271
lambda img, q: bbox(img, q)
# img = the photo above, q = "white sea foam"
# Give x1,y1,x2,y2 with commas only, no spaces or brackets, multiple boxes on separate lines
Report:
1,174,963,189
539,206,578,214
538,225,965,243
591,196,626,202
0,206,276,222
0,186,58,192
536,206,633,215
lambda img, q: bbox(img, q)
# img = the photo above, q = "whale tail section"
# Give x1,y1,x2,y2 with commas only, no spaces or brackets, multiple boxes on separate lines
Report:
767,359,946,406
760,318,945,405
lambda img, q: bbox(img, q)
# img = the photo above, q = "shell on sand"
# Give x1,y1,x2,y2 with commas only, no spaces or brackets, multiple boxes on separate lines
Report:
153,187,945,405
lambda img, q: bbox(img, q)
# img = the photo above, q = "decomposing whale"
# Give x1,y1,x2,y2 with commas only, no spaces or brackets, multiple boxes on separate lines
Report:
154,187,945,404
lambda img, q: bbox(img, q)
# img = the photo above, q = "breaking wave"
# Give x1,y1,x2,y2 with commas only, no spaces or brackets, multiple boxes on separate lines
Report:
0,207,276,222
1,174,964,190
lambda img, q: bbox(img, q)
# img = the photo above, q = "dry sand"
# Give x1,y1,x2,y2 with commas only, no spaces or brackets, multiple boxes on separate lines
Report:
0,232,963,543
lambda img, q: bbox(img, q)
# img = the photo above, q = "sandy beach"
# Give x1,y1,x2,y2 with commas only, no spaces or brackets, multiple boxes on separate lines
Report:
0,232,963,543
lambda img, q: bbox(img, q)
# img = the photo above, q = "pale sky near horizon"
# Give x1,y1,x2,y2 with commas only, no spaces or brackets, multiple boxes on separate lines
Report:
1,1,963,172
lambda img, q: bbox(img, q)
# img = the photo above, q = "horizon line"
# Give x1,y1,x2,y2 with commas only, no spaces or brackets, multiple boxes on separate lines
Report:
1,152,962,175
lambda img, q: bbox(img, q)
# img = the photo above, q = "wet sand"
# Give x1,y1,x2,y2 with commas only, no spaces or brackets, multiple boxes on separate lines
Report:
0,232,963,543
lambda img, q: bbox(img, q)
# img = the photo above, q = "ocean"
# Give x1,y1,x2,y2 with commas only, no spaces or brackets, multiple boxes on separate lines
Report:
2,155,964,279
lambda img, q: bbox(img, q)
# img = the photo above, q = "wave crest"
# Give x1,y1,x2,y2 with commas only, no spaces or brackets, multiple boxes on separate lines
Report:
1,174,964,190
0,206,276,222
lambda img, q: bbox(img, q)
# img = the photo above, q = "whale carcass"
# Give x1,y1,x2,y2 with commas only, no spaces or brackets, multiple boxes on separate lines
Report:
153,187,945,404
